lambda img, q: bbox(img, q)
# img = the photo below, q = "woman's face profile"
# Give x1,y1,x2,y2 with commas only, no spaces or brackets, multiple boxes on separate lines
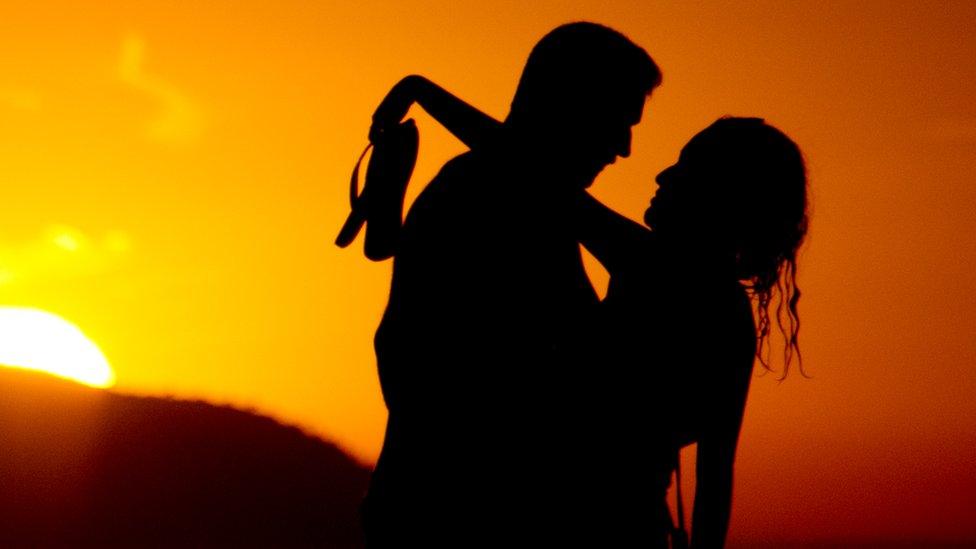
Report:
643,164,675,232
643,133,719,235
644,128,735,245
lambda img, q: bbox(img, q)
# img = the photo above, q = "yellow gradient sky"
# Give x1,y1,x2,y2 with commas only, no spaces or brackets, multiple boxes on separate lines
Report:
2,1,975,543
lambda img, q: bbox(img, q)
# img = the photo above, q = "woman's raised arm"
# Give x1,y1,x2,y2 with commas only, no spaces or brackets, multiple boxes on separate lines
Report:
371,75,502,150
368,75,654,281
572,192,654,279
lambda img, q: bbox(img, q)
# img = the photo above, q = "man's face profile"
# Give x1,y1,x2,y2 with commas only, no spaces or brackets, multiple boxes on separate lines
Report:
558,90,647,189
504,23,659,190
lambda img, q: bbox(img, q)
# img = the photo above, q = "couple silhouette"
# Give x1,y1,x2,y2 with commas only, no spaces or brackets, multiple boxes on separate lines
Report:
342,22,808,549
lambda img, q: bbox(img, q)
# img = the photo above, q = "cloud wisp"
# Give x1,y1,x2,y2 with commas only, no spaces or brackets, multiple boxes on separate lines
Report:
118,34,203,145
0,225,132,286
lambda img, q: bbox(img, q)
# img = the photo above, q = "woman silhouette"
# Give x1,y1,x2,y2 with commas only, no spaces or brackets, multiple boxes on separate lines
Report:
363,75,808,548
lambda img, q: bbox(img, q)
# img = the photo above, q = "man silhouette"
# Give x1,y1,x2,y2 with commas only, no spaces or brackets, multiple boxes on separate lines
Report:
362,23,661,546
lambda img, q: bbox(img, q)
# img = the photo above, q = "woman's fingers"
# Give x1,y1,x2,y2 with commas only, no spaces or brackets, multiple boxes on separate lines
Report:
371,77,418,141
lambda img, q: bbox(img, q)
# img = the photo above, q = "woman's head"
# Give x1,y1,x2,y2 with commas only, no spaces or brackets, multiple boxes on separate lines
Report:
644,117,809,374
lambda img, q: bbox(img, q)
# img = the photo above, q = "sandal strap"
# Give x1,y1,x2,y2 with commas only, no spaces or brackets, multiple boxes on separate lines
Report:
335,119,418,261
335,143,374,249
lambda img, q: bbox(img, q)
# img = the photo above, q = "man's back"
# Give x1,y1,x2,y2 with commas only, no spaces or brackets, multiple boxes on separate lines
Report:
378,148,596,406
365,147,599,544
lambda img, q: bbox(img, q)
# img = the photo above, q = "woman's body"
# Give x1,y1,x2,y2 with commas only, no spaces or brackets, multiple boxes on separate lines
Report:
366,75,806,548
604,238,755,547
568,189,755,547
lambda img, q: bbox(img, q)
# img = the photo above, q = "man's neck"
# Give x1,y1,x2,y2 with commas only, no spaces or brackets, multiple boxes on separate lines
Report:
498,123,592,192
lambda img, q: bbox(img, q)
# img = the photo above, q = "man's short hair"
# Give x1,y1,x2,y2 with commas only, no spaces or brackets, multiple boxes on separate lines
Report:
507,22,662,126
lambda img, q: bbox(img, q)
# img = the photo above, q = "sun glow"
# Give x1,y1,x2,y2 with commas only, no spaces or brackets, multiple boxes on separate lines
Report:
0,307,115,388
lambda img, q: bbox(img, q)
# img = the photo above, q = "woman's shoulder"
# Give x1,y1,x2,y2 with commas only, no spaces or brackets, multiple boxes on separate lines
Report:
717,282,756,353
686,282,756,380
731,283,757,355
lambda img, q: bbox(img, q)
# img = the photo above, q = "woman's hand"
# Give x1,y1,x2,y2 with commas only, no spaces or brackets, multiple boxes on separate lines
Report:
370,74,502,150
370,75,422,143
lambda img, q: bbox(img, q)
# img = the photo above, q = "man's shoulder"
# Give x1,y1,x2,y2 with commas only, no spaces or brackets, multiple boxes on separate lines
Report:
407,151,499,224
427,150,497,195
396,152,486,257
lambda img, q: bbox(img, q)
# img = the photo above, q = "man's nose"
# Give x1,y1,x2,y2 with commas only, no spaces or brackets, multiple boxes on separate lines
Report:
614,129,632,158
617,129,633,158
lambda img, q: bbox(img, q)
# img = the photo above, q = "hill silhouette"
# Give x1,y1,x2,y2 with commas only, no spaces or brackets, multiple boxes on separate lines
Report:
0,367,369,547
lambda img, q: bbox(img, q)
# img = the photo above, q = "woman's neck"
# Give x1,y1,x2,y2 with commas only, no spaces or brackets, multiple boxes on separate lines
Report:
656,233,738,284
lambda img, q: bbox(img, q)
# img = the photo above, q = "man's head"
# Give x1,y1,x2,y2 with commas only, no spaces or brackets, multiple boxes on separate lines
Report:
505,22,661,188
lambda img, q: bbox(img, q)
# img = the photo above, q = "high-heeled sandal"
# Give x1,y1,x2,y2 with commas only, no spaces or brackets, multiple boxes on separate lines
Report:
335,119,419,261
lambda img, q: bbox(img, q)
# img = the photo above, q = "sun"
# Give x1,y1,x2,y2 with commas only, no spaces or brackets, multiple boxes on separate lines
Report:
0,307,115,388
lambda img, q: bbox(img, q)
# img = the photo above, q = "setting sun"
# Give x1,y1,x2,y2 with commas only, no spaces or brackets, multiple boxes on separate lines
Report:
0,307,115,388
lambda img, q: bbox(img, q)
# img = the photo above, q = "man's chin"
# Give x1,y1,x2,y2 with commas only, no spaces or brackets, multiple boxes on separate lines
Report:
643,209,658,230
566,170,598,190
551,159,603,189
579,164,605,189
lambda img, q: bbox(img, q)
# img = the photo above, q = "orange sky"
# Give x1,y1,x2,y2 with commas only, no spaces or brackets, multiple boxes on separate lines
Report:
2,1,975,544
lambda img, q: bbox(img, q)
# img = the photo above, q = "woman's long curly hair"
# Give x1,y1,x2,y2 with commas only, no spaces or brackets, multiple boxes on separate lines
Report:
702,118,809,376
